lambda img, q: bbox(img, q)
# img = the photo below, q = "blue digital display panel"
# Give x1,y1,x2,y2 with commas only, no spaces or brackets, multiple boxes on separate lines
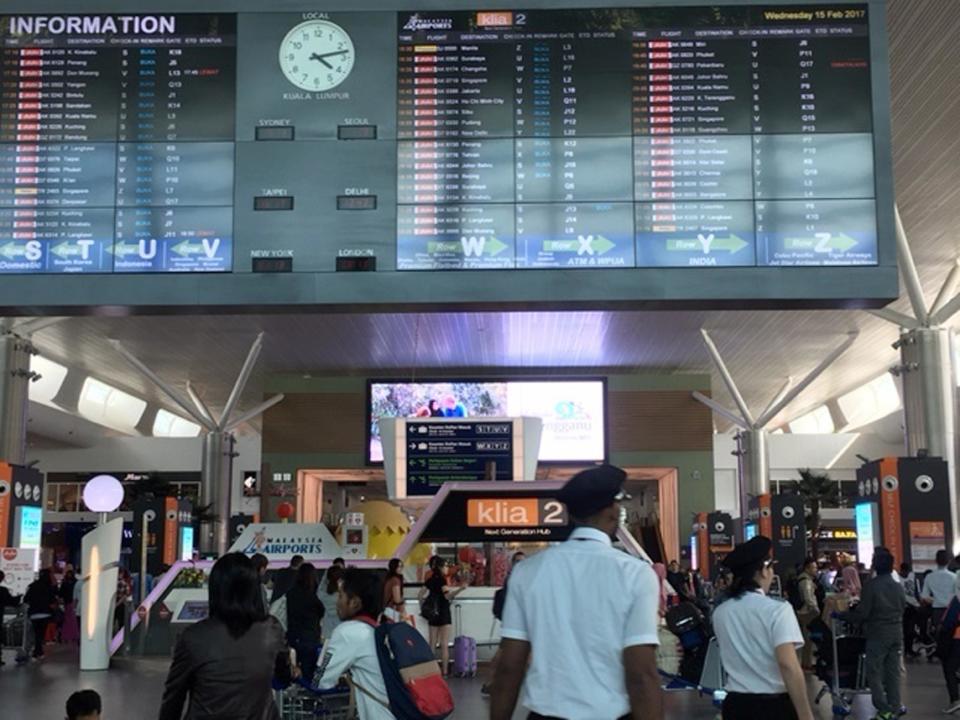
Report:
396,5,878,270
0,14,236,274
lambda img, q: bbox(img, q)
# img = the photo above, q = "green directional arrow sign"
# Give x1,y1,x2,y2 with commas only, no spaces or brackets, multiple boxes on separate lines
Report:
666,234,749,254
51,241,83,259
542,235,616,255
783,233,858,252
0,241,27,260
107,241,140,258
172,239,205,257
427,236,508,257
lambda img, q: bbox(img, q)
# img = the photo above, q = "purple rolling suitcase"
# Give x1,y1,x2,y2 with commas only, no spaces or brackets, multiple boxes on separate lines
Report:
452,605,477,677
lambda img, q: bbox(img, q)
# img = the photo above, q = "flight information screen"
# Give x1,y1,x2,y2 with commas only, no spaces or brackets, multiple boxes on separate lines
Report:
0,13,235,273
396,5,876,270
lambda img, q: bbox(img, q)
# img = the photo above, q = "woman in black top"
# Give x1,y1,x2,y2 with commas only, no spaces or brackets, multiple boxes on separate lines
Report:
418,556,466,678
158,553,292,720
285,563,325,681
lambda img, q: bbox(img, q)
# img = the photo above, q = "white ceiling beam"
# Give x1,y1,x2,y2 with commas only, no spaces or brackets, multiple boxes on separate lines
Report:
895,204,930,325
218,332,264,431
109,339,217,432
700,328,756,427
691,391,750,430
224,394,285,432
869,307,920,329
755,331,859,429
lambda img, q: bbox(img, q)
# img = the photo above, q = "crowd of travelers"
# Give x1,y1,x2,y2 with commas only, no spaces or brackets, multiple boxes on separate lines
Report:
5,464,960,719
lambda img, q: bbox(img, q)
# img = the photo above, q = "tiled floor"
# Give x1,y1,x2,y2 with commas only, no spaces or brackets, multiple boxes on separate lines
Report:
0,643,952,719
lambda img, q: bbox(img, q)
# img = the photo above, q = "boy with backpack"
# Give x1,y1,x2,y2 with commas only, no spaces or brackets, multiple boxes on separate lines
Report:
316,568,453,720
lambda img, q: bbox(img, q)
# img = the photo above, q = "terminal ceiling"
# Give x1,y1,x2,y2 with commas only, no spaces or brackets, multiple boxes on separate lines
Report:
16,0,960,442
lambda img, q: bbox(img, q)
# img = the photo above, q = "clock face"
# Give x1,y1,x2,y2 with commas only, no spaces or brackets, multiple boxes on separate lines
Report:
279,20,355,92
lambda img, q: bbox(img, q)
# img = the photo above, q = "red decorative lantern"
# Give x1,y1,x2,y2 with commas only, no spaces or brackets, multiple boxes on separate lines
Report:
277,501,294,522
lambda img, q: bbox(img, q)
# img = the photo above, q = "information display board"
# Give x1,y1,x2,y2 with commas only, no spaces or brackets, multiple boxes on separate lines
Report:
0,13,236,274
396,5,877,270
0,2,895,311
406,420,514,495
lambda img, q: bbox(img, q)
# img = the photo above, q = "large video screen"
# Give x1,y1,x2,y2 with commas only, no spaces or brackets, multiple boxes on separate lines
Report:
368,378,606,464
0,14,235,273
396,5,877,270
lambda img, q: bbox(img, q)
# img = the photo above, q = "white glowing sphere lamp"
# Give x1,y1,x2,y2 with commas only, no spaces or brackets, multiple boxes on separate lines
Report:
83,474,124,512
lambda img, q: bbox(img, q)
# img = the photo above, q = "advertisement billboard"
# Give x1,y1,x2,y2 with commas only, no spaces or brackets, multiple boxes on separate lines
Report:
368,378,606,464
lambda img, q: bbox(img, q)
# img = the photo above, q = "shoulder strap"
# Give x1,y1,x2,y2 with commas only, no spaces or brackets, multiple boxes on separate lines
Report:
347,674,392,711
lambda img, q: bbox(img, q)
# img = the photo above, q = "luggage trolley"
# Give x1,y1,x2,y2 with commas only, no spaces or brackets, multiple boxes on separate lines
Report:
1,603,30,664
276,679,356,720
813,616,870,718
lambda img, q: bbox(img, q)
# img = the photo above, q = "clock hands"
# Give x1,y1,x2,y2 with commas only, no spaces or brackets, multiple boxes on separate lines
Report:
309,52,334,69
308,49,350,69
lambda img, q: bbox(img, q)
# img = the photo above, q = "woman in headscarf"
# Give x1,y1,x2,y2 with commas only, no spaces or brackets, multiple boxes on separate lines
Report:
841,563,862,599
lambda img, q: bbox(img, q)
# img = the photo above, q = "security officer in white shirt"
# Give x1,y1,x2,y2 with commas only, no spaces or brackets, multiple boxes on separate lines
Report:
490,465,663,720
712,536,815,720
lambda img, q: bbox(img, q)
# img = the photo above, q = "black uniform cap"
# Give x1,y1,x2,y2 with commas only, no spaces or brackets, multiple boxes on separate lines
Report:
557,464,629,519
722,535,773,574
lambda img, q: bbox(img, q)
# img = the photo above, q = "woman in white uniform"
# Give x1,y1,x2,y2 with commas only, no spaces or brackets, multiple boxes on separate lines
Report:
712,536,815,720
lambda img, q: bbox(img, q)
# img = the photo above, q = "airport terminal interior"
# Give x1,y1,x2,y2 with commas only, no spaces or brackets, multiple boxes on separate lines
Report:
1,0,960,718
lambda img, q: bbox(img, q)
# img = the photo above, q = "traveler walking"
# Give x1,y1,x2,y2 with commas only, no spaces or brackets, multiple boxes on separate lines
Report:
158,553,293,720
316,569,397,720
490,465,663,720
922,550,956,631
381,558,406,623
285,562,325,681
418,555,467,678
712,536,814,720
250,553,270,615
843,547,906,720
270,554,304,604
24,568,57,660
900,562,922,657
320,564,344,643
797,558,821,670
482,551,525,696
936,586,960,714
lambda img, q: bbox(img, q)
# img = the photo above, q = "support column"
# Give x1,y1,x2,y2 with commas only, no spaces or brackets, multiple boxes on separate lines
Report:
899,326,959,548
741,428,770,498
0,333,33,465
201,432,234,556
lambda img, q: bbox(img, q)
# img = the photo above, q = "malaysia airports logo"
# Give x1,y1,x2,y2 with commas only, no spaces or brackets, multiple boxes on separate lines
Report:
402,14,454,31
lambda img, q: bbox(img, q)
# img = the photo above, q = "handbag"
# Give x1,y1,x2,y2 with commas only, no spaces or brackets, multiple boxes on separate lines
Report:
420,594,440,623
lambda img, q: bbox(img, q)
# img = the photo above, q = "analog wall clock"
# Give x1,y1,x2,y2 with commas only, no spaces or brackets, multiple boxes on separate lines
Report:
279,19,355,92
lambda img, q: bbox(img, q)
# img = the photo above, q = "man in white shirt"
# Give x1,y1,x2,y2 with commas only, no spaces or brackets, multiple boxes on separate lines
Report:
316,569,396,720
490,465,663,720
921,550,956,628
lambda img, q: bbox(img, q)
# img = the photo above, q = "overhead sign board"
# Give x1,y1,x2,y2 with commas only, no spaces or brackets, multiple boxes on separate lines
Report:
0,1,895,311
423,488,573,542
405,421,514,495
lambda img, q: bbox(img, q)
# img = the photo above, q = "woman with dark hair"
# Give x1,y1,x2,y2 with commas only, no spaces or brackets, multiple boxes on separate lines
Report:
428,399,444,417
711,536,814,720
382,558,405,622
285,562,325,681
319,564,344,643
158,553,292,720
418,555,467,677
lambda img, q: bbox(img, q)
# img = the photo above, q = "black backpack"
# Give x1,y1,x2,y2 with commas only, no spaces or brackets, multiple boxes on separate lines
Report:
492,586,506,621
786,576,804,611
